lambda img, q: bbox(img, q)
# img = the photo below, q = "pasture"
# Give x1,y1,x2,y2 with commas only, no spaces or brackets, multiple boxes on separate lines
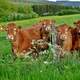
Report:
0,14,80,80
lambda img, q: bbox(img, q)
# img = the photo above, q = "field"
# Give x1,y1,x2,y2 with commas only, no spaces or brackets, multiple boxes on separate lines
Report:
0,14,80,80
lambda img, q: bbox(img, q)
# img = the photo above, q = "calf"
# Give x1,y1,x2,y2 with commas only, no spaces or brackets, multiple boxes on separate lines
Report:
73,20,80,50
6,23,41,58
39,19,56,43
57,24,72,52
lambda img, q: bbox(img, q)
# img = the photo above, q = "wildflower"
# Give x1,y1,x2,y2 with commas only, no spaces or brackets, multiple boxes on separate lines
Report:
44,61,49,64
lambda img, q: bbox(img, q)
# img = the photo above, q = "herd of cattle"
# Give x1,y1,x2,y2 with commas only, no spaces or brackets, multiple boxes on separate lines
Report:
0,19,80,59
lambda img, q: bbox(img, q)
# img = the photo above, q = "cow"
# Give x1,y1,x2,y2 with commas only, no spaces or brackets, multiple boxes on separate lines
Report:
57,24,72,52
6,23,42,58
39,19,56,43
40,25,50,42
73,20,80,50
57,24,69,47
31,19,56,43
40,19,55,33
6,21,54,58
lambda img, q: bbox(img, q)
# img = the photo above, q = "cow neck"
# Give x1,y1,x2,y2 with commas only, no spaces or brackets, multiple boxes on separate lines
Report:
14,29,23,43
77,34,80,48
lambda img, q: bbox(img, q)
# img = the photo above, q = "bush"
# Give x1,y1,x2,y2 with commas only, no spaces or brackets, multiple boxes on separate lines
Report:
0,0,39,22
0,12,39,22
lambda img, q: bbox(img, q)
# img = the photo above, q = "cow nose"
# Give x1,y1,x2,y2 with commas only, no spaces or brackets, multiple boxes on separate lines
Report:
8,35,14,40
60,35,67,40
43,36,46,39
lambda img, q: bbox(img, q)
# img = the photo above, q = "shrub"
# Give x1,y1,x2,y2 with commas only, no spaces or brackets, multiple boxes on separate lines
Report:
0,12,39,22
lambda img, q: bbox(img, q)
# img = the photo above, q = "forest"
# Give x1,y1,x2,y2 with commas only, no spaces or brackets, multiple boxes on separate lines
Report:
0,0,80,22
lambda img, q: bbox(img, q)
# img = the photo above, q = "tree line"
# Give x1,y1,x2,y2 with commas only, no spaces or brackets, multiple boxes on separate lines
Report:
0,0,80,22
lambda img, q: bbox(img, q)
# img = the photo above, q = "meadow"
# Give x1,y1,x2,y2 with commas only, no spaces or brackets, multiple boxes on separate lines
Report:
0,14,80,80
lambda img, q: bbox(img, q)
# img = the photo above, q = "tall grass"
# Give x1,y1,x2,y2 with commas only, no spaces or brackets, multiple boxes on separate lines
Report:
0,52,80,80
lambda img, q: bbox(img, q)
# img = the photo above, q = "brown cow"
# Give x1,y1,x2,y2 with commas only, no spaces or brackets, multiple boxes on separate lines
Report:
6,23,42,58
40,19,55,33
57,24,69,47
40,25,50,42
6,21,53,58
57,24,72,52
73,20,80,50
39,19,56,43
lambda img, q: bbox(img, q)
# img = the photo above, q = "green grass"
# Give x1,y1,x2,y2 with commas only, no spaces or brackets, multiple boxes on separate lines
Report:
1,14,80,27
0,14,80,80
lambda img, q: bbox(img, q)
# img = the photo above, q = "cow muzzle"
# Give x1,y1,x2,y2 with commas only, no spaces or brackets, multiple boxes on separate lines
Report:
60,34,67,40
46,26,51,31
7,35,14,40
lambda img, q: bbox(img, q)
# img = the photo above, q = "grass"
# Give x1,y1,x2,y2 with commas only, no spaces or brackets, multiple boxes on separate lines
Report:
1,14,80,27
0,14,80,80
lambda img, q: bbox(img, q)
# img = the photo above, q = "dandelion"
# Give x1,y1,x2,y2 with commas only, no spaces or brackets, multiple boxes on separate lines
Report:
43,61,49,64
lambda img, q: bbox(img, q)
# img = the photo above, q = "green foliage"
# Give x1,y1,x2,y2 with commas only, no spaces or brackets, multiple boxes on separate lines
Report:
0,0,39,22
0,0,80,22
0,12,38,22
56,9,80,15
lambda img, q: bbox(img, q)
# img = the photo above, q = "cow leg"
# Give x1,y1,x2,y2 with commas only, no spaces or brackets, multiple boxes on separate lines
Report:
11,50,17,61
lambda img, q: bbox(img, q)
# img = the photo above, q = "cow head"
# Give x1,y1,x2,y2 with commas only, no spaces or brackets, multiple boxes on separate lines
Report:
74,20,80,35
6,23,21,41
40,19,55,32
40,25,50,41
57,24,72,46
